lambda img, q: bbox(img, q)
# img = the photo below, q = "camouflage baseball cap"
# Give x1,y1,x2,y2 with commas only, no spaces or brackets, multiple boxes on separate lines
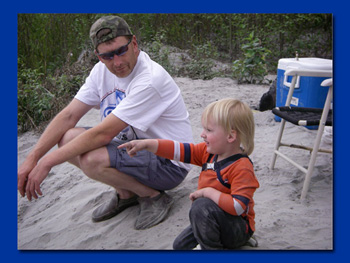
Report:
90,16,133,49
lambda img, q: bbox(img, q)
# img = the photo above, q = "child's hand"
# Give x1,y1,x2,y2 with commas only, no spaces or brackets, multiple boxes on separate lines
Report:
189,187,220,204
118,140,146,157
118,139,158,157
189,189,206,201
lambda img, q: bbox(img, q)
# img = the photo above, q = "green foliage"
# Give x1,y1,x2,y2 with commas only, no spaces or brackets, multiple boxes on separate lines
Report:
18,13,332,76
142,30,173,75
18,13,100,74
184,41,220,80
183,59,216,80
17,57,88,132
232,32,271,84
18,59,53,132
17,13,332,131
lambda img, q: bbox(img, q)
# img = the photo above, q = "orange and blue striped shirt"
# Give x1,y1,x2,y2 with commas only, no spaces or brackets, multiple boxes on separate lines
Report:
156,139,259,232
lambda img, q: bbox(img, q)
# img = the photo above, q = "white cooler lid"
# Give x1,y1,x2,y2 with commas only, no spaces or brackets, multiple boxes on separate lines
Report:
278,57,332,71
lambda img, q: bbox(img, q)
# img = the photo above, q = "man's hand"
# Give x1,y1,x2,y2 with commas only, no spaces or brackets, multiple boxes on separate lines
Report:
18,99,93,201
25,161,52,201
18,158,37,198
18,156,50,201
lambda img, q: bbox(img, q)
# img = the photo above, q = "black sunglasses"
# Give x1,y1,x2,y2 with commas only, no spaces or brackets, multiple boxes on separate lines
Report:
98,38,132,60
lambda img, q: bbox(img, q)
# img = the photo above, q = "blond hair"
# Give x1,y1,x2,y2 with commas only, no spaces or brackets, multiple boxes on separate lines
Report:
201,98,255,155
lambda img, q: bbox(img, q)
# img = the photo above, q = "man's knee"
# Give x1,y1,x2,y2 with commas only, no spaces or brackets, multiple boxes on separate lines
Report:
79,147,110,180
58,127,86,148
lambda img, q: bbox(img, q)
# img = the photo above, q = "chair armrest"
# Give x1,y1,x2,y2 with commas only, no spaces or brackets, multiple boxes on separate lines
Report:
321,78,333,87
285,69,332,78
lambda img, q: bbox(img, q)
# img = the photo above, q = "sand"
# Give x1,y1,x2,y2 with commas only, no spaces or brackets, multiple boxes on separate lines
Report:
17,76,333,250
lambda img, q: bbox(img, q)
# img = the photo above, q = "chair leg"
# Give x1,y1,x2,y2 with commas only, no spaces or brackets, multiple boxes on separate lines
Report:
300,86,332,200
300,123,326,200
270,119,286,170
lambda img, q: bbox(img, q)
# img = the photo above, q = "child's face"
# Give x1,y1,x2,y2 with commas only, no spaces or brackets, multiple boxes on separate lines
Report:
200,117,229,155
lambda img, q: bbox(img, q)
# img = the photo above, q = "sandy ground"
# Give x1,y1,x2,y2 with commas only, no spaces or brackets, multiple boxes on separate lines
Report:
17,77,333,250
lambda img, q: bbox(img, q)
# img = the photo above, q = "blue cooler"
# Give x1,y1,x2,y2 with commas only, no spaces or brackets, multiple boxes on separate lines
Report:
275,57,332,128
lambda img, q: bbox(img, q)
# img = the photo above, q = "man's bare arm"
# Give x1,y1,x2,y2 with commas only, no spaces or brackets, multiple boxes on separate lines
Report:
18,98,92,197
23,112,128,200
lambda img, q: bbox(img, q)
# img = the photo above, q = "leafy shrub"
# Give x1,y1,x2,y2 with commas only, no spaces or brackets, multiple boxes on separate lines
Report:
232,32,271,84
183,58,217,80
141,30,174,75
144,37,221,80
17,57,89,133
17,14,332,131
183,41,221,80
18,61,53,132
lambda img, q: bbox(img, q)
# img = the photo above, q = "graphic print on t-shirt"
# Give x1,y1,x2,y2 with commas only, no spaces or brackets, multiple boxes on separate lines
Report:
100,88,133,141
100,89,126,119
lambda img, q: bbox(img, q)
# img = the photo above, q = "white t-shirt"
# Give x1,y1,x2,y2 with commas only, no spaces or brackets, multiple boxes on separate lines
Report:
75,51,193,170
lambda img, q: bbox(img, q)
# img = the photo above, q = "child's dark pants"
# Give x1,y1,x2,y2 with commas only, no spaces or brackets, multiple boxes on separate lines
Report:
173,197,252,250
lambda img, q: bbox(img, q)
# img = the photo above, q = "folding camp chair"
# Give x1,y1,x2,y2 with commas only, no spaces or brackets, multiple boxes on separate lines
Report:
270,68,333,200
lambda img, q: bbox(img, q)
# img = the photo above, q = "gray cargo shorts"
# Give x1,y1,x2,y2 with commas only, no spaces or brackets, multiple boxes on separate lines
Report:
106,138,189,191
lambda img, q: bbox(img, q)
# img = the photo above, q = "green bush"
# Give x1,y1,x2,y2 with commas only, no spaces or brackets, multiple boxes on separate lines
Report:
232,32,271,84
17,57,88,133
17,14,332,131
142,30,173,75
183,41,220,80
18,61,53,132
